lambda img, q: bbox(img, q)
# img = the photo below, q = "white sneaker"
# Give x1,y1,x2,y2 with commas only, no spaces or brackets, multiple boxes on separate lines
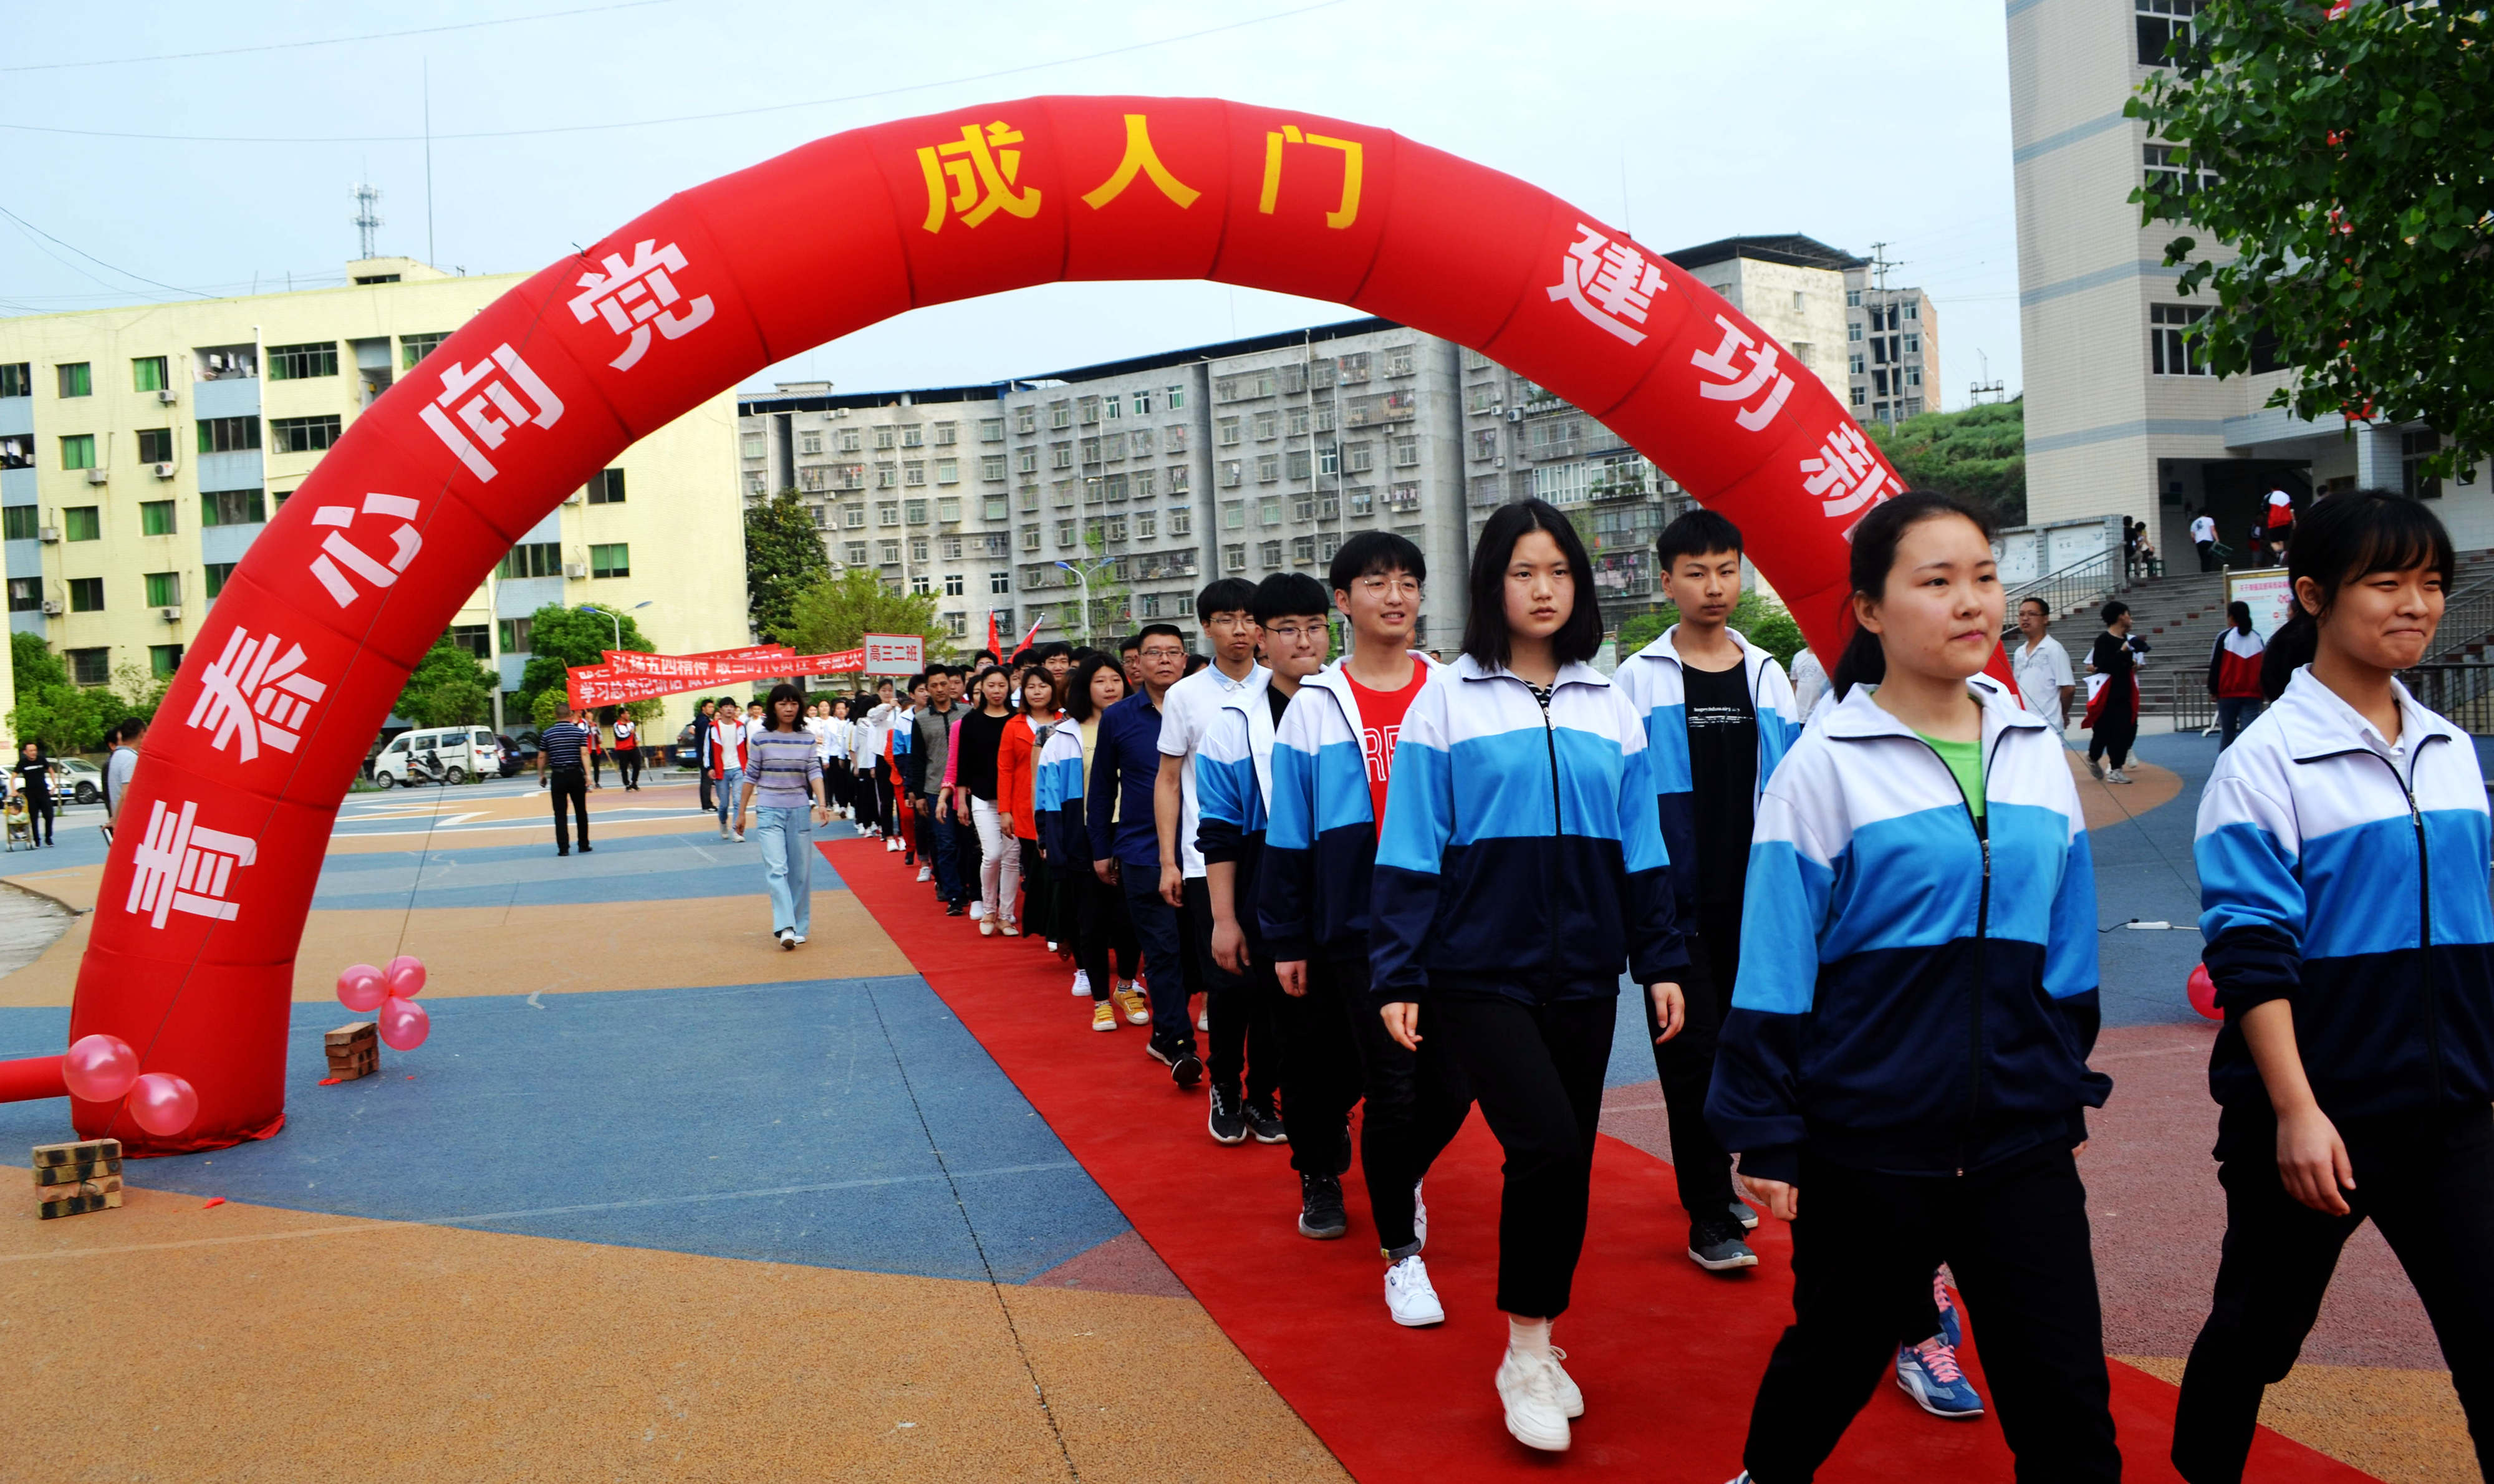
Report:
1544,1347,1584,1419
731,831,744,842
1494,1348,1571,1452
1196,1008,1210,1033
969,900,986,921
917,865,933,883
1071,969,1092,997
2106,768,2134,784
1384,1255,1445,1327
886,837,902,853
1412,1179,1428,1252
791,933,807,944
720,828,732,840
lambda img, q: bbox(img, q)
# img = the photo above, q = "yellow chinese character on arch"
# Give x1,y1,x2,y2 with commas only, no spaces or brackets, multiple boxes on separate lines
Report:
1081,114,1201,211
1258,123,1364,231
916,121,1044,234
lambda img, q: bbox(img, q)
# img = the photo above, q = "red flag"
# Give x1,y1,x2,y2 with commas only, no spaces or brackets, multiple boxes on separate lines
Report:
986,611,1001,657
1018,615,1044,652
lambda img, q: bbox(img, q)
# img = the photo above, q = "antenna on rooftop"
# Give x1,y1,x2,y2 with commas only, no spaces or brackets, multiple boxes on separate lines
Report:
352,180,384,260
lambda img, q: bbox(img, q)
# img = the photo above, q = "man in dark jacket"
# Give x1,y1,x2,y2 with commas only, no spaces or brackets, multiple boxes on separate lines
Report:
693,698,718,812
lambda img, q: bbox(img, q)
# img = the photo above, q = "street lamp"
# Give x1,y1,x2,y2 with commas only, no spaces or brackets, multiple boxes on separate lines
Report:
1053,559,1109,647
576,600,652,648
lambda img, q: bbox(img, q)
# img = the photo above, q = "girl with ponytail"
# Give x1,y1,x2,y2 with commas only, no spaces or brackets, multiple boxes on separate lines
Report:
2175,489,2493,1483
1710,491,2119,1484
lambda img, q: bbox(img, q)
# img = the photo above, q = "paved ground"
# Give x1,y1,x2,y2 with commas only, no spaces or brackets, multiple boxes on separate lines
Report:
0,756,2473,1481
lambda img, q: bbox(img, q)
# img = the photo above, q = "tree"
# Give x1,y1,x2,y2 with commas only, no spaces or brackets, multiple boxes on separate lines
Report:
1867,398,2028,528
780,567,950,664
394,637,499,728
6,632,161,754
745,491,834,644
513,603,657,723
2130,2,2492,483
1614,590,1808,668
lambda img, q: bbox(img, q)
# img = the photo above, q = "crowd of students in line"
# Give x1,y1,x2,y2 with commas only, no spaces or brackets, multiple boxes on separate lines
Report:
700,488,2493,1482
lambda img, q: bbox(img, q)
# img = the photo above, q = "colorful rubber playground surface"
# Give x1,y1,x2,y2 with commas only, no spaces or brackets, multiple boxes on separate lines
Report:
0,738,2474,1482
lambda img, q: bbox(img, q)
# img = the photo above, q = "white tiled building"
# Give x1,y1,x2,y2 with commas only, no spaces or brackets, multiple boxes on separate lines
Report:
2010,0,2485,559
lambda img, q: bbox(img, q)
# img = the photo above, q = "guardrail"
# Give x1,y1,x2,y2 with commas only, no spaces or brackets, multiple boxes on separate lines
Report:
2002,547,2118,634
2167,662,2494,735
2425,578,2494,662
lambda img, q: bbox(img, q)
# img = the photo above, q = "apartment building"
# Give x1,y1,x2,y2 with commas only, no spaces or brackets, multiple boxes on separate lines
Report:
0,257,747,738
744,319,1478,653
2010,0,2484,557
736,383,1023,648
1844,268,1942,425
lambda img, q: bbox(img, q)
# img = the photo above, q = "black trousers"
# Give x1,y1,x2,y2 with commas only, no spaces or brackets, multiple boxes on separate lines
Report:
1186,876,1276,1105
1427,993,1615,1318
824,759,850,810
1018,839,1051,943
547,767,590,852
1741,1147,2119,1484
2173,1105,2494,1483
1285,950,1472,1248
2197,539,2217,572
1645,895,1742,1223
1073,869,1139,998
698,763,714,812
852,763,880,833
25,794,52,845
2088,705,2138,770
1120,868,1193,1047
615,748,640,789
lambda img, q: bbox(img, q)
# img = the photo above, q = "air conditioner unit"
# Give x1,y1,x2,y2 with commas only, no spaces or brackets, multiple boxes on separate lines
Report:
84,468,108,485
205,353,227,373
1504,408,1523,423
160,605,182,622
40,598,61,615
37,526,60,543
563,562,588,579
1493,458,1507,469
156,388,179,405
152,461,175,479
562,490,585,505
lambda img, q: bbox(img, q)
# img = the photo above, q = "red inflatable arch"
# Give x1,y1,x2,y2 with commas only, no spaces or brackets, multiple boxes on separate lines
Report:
70,95,1912,1152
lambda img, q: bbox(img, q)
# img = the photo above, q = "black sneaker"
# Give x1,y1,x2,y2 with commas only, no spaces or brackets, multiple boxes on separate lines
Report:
945,902,966,917
1688,1218,1760,1272
579,842,593,853
1727,1197,1760,1231
1242,1097,1287,1144
1170,1046,1203,1089
1207,1086,1248,1145
1298,1171,1348,1240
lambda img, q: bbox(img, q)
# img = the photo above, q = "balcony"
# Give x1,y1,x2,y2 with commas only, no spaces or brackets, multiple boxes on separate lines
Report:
1587,473,1649,502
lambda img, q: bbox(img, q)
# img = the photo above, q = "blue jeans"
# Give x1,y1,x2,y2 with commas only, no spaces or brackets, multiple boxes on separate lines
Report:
715,768,742,831
2215,696,2263,750
1120,865,1193,1050
753,806,813,937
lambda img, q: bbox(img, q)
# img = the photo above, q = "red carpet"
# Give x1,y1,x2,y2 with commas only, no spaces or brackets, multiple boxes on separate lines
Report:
831,839,2374,1482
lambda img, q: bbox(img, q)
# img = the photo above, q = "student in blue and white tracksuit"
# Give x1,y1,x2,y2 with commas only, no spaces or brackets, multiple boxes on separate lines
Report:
1038,654,1142,1029
1708,493,2119,1484
1612,508,1803,1273
2173,491,2494,1484
1372,501,1687,1456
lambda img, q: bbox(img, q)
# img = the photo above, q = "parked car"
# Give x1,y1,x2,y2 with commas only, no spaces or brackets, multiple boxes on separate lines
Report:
54,757,102,804
371,726,502,787
674,721,703,769
493,734,532,776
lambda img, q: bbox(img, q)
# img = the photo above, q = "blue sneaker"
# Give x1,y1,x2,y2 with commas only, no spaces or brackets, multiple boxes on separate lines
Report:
1935,1270,1963,1349
1895,1337,1985,1419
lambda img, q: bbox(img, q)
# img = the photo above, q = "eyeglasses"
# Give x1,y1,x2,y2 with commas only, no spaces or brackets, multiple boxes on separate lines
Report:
1138,646,1186,660
1263,623,1324,643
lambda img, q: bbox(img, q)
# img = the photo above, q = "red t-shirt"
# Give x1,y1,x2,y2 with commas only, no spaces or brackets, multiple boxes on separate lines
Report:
1344,663,1428,836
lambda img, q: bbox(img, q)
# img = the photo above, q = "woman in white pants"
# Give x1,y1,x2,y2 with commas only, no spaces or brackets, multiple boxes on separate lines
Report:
946,667,1023,936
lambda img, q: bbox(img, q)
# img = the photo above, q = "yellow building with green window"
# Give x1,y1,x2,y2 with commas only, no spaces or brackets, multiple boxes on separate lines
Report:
0,256,747,746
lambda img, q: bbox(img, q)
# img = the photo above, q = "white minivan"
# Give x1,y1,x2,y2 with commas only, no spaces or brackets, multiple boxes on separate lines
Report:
371,727,503,787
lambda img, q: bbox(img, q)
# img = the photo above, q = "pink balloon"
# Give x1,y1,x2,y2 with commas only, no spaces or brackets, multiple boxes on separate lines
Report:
378,996,431,1052
2187,965,2222,1021
383,955,427,1000
126,1072,200,1137
61,1033,140,1103
336,965,387,1013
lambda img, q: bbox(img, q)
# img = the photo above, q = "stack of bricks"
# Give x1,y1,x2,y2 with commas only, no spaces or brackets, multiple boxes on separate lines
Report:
33,1138,122,1220
325,1022,379,1081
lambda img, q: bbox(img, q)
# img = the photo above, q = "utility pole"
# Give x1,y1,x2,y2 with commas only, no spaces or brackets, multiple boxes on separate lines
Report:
1968,350,2006,407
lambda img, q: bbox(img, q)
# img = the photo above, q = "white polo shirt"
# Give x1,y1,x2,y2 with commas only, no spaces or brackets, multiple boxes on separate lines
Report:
1156,660,1269,879
2015,635,2076,732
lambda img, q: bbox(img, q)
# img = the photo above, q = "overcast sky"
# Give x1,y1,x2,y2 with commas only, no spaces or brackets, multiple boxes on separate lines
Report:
1,0,2024,408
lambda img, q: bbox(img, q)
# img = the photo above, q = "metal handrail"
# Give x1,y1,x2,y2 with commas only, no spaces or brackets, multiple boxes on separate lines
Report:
2170,662,2494,735
2425,577,2494,662
2000,547,2118,634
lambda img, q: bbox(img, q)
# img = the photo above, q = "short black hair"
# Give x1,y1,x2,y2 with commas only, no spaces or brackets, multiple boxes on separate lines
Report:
1329,531,1426,593
1118,634,1142,656
1029,640,1073,665
1195,577,1259,621
1135,622,1185,650
1462,499,1604,670
1654,508,1745,570
2018,595,2051,616
1065,653,1127,721
1254,572,1331,625
1183,653,1209,675
2100,600,2130,625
